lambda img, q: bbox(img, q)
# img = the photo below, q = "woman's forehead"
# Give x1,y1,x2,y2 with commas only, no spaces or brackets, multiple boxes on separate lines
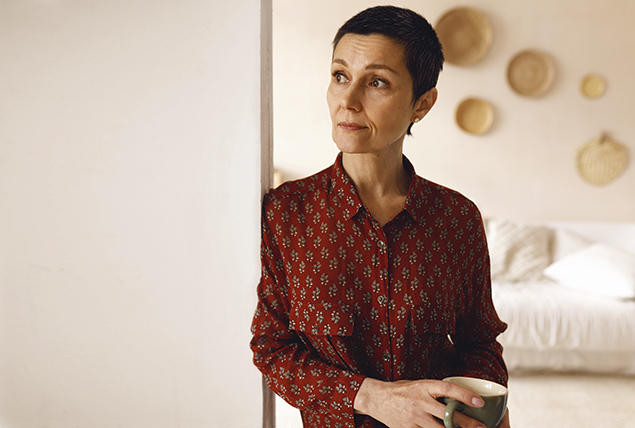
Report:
332,33,407,72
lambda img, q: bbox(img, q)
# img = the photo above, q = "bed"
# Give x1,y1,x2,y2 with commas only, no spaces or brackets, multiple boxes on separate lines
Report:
486,219,635,375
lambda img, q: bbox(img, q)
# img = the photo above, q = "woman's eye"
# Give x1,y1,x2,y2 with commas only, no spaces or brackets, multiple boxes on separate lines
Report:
333,72,347,83
370,78,387,88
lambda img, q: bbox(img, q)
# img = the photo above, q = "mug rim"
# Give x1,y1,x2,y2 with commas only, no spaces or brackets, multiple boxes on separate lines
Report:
442,376,508,396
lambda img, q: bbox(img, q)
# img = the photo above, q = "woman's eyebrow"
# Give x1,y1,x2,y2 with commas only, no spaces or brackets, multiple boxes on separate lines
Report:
365,64,399,75
332,58,348,67
332,58,399,75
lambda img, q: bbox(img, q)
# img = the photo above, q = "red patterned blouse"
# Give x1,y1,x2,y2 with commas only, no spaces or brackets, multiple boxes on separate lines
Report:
250,154,507,428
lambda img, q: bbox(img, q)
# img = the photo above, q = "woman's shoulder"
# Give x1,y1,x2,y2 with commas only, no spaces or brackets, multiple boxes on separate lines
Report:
414,175,478,210
411,176,486,238
407,175,486,230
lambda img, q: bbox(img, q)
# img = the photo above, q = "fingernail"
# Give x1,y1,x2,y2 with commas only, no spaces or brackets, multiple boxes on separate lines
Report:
472,397,484,407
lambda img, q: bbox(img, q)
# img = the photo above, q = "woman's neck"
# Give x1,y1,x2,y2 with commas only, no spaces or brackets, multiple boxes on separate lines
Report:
341,149,410,226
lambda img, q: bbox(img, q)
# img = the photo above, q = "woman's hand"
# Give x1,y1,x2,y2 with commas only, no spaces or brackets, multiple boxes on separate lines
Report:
354,377,491,428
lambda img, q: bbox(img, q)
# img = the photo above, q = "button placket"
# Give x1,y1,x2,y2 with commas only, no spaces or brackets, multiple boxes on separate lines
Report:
377,239,386,250
375,229,394,378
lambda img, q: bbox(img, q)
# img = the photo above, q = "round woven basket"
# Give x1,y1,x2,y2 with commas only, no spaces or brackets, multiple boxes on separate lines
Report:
455,98,494,135
507,50,555,97
435,7,493,66
580,74,606,99
576,134,629,185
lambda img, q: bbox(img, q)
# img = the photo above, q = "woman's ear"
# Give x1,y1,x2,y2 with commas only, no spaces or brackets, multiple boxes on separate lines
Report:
412,88,438,122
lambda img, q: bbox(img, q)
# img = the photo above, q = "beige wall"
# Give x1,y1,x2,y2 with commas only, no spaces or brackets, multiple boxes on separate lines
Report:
0,1,268,426
272,0,635,222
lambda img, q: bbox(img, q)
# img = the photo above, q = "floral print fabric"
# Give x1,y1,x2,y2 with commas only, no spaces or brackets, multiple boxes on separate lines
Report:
250,153,508,428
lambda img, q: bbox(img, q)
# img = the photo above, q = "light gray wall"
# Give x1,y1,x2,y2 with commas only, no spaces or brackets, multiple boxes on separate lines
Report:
0,1,268,426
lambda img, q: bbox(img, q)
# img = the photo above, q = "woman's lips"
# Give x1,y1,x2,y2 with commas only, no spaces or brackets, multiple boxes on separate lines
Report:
338,122,366,131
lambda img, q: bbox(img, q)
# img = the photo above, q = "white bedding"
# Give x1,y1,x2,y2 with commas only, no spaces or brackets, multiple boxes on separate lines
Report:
493,279,635,374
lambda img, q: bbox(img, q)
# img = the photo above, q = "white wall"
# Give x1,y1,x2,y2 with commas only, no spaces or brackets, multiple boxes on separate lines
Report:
272,0,635,222
0,1,268,427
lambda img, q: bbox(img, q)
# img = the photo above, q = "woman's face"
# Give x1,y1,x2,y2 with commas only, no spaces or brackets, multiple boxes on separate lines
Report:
327,33,436,157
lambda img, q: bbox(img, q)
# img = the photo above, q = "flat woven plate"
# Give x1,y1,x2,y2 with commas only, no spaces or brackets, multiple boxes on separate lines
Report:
581,74,606,99
507,50,555,97
455,98,494,135
435,7,493,66
576,134,629,185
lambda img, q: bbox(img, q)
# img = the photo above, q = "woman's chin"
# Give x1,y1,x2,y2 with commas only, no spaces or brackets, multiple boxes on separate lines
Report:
335,145,373,155
333,137,371,154
334,140,400,158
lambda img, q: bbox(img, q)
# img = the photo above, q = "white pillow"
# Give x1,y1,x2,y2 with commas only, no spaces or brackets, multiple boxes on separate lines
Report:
543,242,635,299
552,228,594,261
486,219,552,282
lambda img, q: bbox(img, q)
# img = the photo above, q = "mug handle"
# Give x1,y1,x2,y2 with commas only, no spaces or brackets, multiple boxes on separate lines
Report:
444,399,465,428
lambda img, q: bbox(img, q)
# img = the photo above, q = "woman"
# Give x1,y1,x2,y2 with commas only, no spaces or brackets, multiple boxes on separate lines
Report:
251,6,511,428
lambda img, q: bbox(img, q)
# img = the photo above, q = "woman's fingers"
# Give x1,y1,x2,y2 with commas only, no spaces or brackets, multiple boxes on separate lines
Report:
425,381,487,428
355,378,489,428
428,380,484,408
446,408,487,428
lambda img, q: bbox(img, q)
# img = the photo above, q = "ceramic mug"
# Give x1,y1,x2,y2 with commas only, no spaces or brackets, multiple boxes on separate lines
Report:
441,376,508,428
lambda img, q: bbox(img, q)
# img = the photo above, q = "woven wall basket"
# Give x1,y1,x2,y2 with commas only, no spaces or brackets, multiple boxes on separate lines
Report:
455,98,494,135
507,50,555,97
580,74,606,99
576,134,629,185
435,7,493,66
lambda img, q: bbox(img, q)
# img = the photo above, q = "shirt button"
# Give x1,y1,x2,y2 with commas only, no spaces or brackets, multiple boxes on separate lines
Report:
378,295,387,305
377,241,386,248
382,353,391,362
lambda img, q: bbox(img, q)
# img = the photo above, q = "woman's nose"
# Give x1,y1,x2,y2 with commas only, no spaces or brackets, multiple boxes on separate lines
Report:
340,84,362,111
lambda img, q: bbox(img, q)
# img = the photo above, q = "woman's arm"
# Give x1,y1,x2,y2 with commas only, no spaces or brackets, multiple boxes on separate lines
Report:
250,214,365,427
453,214,508,385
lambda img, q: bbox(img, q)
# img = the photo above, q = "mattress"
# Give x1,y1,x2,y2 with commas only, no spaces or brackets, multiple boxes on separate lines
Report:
492,279,635,374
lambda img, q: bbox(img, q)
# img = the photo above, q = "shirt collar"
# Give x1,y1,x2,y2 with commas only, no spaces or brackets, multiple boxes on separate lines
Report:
330,152,422,222
330,153,364,220
402,156,427,224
